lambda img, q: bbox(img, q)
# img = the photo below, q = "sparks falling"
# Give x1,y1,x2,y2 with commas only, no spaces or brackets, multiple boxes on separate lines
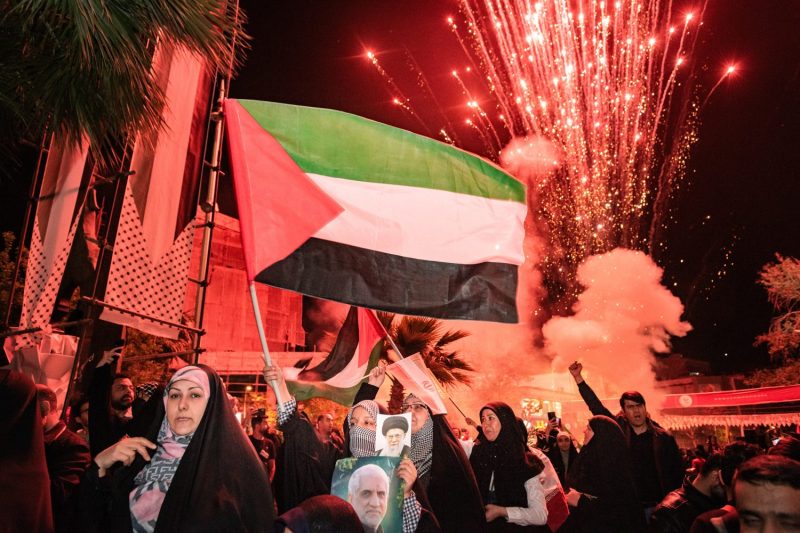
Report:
451,0,707,309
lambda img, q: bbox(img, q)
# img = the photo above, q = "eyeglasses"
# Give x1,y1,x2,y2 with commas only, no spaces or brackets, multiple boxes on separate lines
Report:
402,403,427,412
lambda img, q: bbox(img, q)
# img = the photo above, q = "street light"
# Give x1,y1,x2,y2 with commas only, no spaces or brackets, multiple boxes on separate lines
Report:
243,385,253,428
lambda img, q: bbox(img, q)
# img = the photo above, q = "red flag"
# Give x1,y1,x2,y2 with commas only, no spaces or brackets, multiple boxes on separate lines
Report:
223,99,343,281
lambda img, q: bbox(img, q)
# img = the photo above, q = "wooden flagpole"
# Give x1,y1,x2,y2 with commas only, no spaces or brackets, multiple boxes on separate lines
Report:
248,282,284,405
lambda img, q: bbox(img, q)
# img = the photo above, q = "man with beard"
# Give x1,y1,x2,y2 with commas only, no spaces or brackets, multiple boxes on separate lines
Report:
650,452,726,533
250,409,277,482
87,345,159,456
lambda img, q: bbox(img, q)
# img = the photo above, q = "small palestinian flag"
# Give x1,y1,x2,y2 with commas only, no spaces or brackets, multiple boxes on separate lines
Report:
224,99,526,323
284,307,384,405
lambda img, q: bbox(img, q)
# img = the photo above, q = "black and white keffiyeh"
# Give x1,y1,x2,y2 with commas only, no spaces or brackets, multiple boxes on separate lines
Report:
347,400,378,458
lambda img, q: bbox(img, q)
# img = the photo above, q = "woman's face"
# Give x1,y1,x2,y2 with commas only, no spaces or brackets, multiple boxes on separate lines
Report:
385,428,405,449
583,423,594,445
350,406,376,430
166,380,209,435
480,409,502,442
402,400,430,433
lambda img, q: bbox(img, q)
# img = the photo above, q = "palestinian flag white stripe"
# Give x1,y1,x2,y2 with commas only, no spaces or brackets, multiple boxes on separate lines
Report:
308,173,526,265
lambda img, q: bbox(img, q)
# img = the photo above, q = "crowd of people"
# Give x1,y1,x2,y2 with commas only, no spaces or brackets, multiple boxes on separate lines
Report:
2,351,799,533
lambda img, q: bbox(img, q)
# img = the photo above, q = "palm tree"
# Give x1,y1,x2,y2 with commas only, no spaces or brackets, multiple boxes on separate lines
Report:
376,312,475,413
1,0,248,164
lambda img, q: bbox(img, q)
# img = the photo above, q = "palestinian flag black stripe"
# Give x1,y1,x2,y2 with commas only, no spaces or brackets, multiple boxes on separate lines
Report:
257,238,519,323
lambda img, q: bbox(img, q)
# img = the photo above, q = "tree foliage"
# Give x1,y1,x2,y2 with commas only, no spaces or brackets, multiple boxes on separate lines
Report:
0,231,26,326
377,313,475,413
755,255,800,362
744,358,800,388
121,322,194,385
1,0,249,163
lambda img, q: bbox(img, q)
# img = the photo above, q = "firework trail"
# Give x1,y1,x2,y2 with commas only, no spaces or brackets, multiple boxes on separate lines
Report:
455,0,706,310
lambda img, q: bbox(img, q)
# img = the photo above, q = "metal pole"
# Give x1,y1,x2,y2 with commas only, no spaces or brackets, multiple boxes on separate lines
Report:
4,131,49,327
248,282,284,405
191,77,227,364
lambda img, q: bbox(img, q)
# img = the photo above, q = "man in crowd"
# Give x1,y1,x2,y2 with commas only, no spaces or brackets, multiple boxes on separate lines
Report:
315,413,335,444
689,442,760,533
86,344,163,457
348,464,390,533
733,455,800,533
569,361,684,519
36,384,91,532
650,452,725,532
249,409,277,482
71,394,90,444
87,346,134,456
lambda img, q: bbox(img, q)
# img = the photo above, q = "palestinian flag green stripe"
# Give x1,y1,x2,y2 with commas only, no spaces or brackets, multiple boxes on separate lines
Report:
237,99,524,203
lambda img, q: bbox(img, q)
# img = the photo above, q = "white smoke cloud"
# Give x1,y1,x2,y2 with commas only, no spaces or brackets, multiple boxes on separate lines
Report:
499,135,562,184
543,248,692,411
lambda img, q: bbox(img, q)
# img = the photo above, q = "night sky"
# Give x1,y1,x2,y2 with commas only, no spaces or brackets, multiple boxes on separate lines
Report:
3,1,799,375
230,1,800,374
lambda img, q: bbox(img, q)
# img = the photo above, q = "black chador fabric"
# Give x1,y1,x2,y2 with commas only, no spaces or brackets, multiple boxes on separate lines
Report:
560,415,646,533
470,402,545,532
80,364,275,532
273,408,331,513
0,369,55,533
353,383,485,532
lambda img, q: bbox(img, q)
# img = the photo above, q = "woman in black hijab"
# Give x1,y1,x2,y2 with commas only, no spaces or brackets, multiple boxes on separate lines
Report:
559,415,646,533
353,366,486,531
469,402,549,532
81,365,274,532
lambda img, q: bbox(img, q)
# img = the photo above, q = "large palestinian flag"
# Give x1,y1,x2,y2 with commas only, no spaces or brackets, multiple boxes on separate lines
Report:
283,307,384,405
224,99,526,323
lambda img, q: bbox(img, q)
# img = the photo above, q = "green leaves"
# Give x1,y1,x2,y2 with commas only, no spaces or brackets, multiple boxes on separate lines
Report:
1,0,248,162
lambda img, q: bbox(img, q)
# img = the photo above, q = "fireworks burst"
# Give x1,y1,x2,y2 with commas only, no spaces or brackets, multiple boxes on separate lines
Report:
365,0,730,313
454,0,709,309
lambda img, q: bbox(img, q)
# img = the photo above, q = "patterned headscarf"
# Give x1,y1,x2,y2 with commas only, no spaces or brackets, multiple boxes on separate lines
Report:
346,400,378,458
129,367,210,532
404,394,434,478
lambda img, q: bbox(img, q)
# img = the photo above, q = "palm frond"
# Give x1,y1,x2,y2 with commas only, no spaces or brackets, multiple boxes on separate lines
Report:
435,329,470,348
1,0,250,164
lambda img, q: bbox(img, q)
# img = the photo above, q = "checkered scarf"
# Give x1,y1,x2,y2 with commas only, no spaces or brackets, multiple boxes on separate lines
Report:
405,394,434,478
347,400,378,458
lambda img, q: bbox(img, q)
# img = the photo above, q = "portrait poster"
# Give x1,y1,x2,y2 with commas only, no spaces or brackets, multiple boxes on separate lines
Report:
331,456,403,533
375,413,412,457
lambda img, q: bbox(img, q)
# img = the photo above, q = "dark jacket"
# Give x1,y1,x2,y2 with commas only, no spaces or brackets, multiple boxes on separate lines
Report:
87,363,161,457
1,369,54,533
577,380,684,500
44,421,91,532
559,416,647,533
649,480,720,533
